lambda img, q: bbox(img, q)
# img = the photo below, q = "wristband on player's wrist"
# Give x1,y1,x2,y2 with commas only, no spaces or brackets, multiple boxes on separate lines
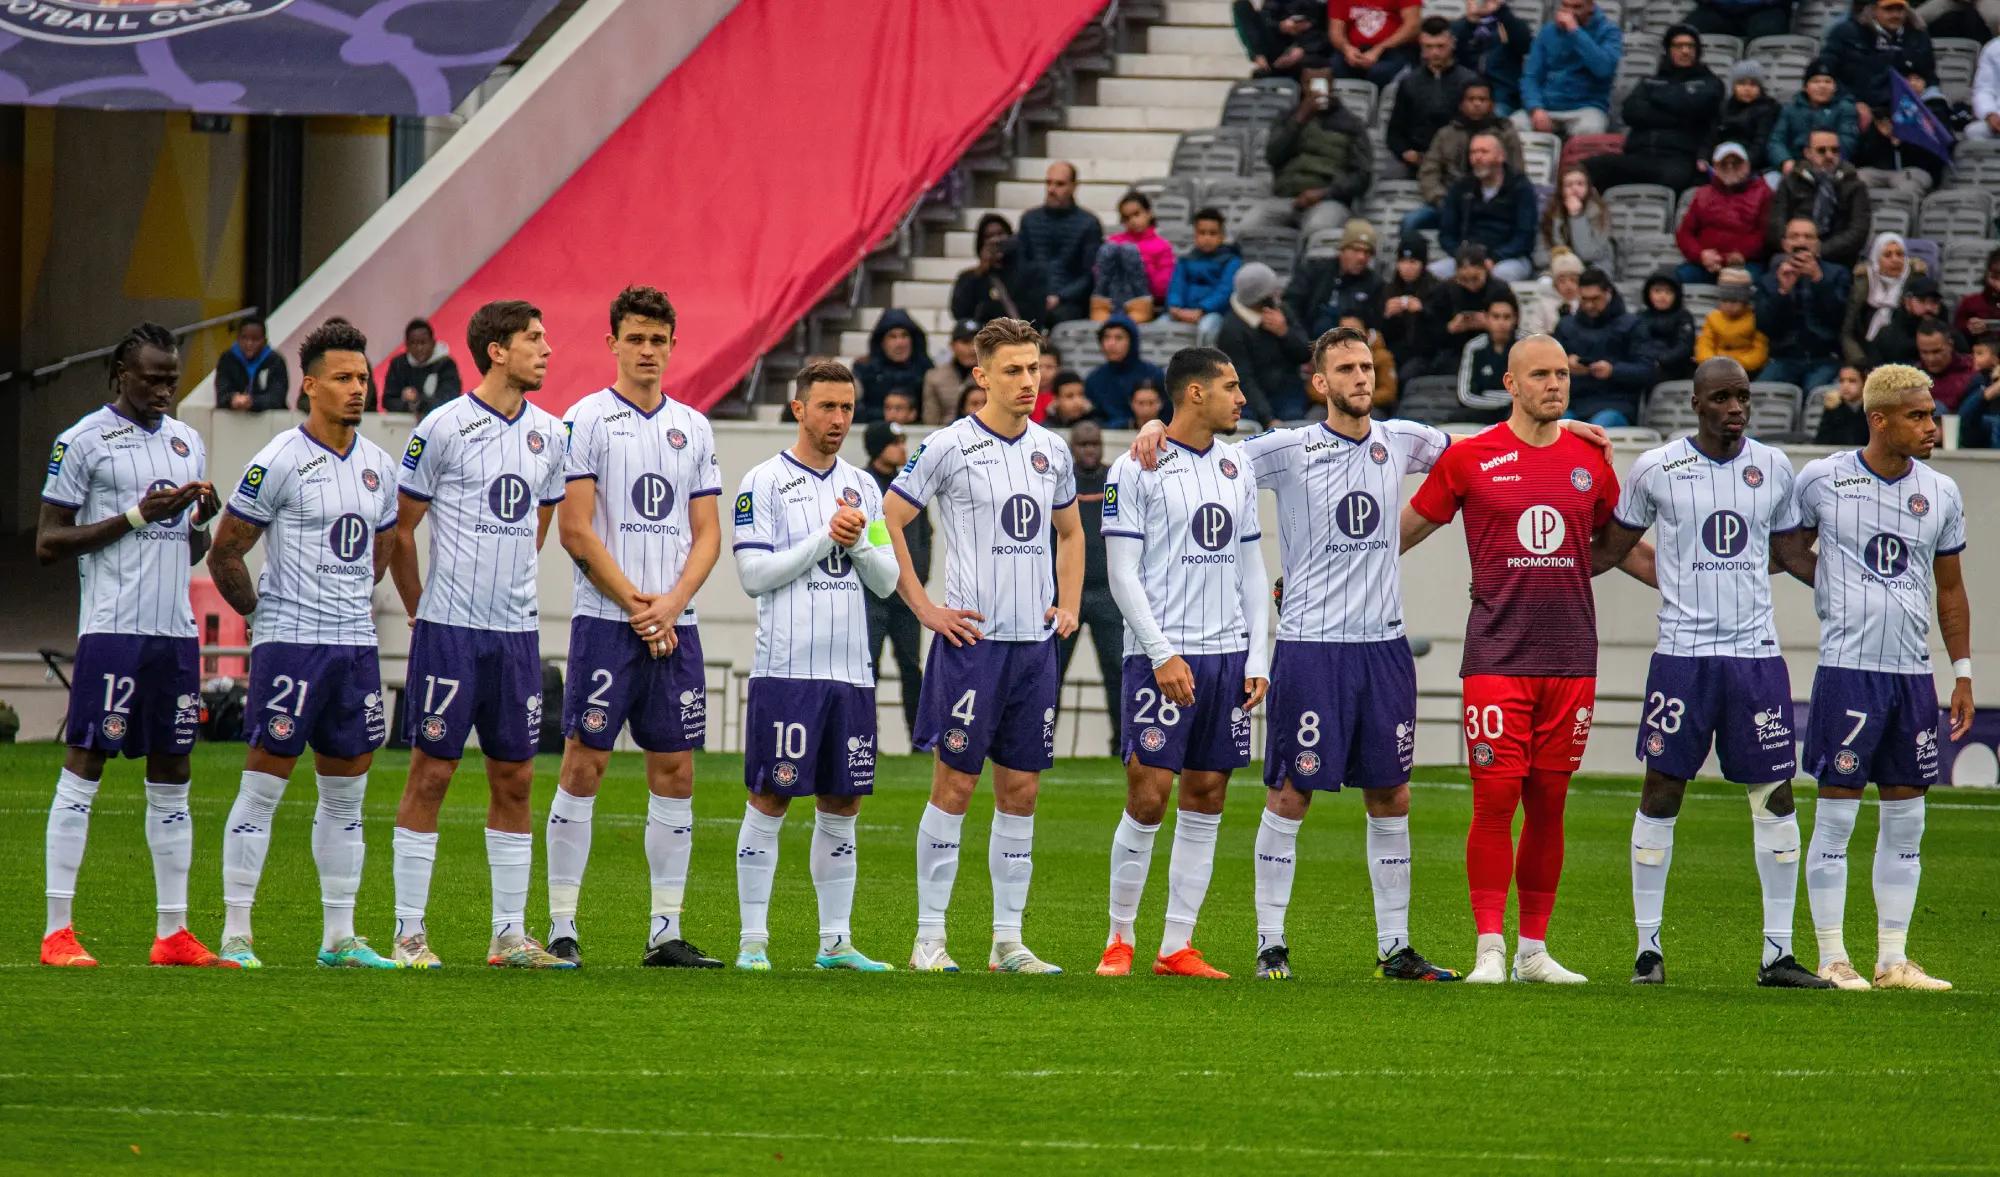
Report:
190,509,213,532
1953,658,1973,681
124,505,147,531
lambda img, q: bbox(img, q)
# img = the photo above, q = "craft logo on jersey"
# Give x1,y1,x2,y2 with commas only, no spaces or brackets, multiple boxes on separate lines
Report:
817,549,852,578
943,727,970,754
1742,464,1764,488
1863,534,1910,580
2,0,296,43
1701,509,1748,558
1908,492,1930,517
100,713,127,740
999,494,1042,543
421,715,448,743
488,474,532,522
841,486,863,508
1336,490,1379,539
526,430,546,455
1190,502,1234,552
170,436,190,457
266,713,296,742
666,428,689,450
1833,748,1860,775
327,513,369,563
1516,504,1565,555
1030,450,1051,474
1472,741,1495,767
1293,750,1321,776
1569,467,1594,493
1645,730,1666,756
631,473,674,521
1218,457,1239,479
1140,726,1167,753
582,707,608,734
361,467,381,492
1369,441,1389,465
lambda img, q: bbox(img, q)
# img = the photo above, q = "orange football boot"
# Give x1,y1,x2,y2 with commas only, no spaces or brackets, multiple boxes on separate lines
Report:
1096,935,1134,976
1154,946,1229,979
40,926,98,968
149,927,239,968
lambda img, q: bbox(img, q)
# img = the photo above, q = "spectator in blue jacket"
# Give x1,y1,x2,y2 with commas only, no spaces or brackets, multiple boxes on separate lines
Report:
1164,207,1243,345
1556,268,1652,426
1082,314,1165,429
1432,132,1538,282
1515,0,1622,139
1757,216,1853,393
1453,0,1534,115
1766,60,1859,178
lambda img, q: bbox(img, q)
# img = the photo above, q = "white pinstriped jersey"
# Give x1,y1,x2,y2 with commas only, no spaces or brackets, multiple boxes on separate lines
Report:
1242,418,1447,643
1614,437,1796,659
1102,438,1262,657
399,393,565,632
732,453,883,685
1794,449,1967,675
41,405,206,638
561,388,721,624
225,427,399,647
887,415,1078,642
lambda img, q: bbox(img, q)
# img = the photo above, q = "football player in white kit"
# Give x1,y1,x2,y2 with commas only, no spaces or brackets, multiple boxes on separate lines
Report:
38,323,225,968
730,361,901,972
205,319,402,969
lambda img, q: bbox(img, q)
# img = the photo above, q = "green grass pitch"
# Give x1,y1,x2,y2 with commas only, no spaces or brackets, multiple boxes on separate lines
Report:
1,743,1995,1173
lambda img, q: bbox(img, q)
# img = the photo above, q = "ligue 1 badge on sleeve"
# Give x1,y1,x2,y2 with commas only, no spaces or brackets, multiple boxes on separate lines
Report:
3,1,298,44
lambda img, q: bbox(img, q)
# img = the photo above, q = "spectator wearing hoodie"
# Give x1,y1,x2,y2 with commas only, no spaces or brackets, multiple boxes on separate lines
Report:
1556,267,1652,425
1018,162,1103,324
1842,233,1925,366
1952,246,2000,340
215,317,290,412
1453,0,1534,114
1535,164,1618,274
1082,314,1165,428
1425,244,1519,360
1686,0,1795,41
1696,267,1770,375
1285,219,1385,338
1266,69,1376,236
1387,18,1480,173
1585,25,1724,193
1410,79,1526,235
1515,0,1623,140
1380,236,1443,377
1716,61,1782,173
1094,191,1176,321
1756,216,1852,393
1217,261,1312,424
1766,60,1859,176
922,321,979,425
1768,129,1872,268
1165,207,1243,344
381,318,462,416
1433,131,1538,282
1327,0,1424,86
1635,270,1697,381
1675,142,1773,284
851,309,932,423
1971,36,2000,140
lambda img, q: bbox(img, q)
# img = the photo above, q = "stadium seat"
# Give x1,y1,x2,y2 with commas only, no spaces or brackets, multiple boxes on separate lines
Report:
1698,34,1743,71
1242,126,1274,180
1302,226,1345,260
1212,193,1289,233
1673,184,1698,227
1904,236,1941,276
1682,283,1721,321
1872,203,1913,239
1939,238,2000,299
1594,0,1623,25
1137,317,1198,366
1616,277,1647,308
1132,175,1196,205
1643,381,1699,432
1604,184,1675,236
1934,38,1981,104
1397,375,1462,426
1172,129,1247,177
1048,320,1102,372
1235,225,1302,280
1426,0,1469,17
1954,140,2000,191
1871,187,1918,230
1748,382,1803,435
1148,192,1193,228
1334,79,1378,125
1802,384,1833,437
1604,425,1664,447
1633,0,1692,35
1518,131,1560,187
1370,133,1402,184
1746,35,1816,102
1617,234,1681,282
1793,0,1844,40
1199,175,1268,203
1918,190,1995,242
1161,221,1196,252
1221,78,1298,127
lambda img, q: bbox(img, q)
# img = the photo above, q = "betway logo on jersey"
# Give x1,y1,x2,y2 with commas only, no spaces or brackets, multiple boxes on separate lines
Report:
1662,453,1699,473
1479,450,1519,473
457,416,492,437
1507,504,1574,568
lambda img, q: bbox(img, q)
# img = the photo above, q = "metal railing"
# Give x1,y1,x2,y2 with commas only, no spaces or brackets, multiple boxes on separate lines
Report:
0,308,260,390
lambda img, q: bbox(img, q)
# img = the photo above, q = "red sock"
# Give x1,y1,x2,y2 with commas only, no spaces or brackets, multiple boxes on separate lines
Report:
1516,768,1571,940
1467,776,1523,935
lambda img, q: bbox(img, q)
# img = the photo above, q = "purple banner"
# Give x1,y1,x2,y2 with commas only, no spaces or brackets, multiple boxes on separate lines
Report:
0,0,563,115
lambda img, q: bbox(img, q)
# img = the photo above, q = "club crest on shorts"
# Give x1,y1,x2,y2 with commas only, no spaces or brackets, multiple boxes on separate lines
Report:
841,486,863,508
1907,493,1930,517
1472,741,1495,767
1030,450,1051,474
1570,467,1593,493
170,436,190,457
1140,726,1167,753
421,715,448,743
1219,457,1239,479
1293,750,1321,776
266,713,296,741
1645,730,1666,756
1741,465,1764,488
362,468,381,491
1833,748,1860,775
526,430,545,454
100,714,127,740
1369,441,1389,465
943,728,970,755
772,761,799,788
667,428,689,450
582,707,608,734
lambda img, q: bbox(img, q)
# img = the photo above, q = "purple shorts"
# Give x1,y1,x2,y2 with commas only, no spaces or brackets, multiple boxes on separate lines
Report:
403,621,542,762
1805,667,1941,788
562,617,706,753
744,677,877,797
913,637,1059,774
1263,638,1415,792
1120,651,1253,774
1635,654,1796,784
246,643,386,760
64,633,200,757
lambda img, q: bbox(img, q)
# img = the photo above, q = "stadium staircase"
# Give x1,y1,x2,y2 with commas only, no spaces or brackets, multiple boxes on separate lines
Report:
751,0,1253,401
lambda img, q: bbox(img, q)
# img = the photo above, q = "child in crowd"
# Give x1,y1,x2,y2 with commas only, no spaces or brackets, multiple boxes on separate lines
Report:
1044,370,1102,427
1635,271,1695,382
1379,236,1441,379
1129,379,1168,429
1813,364,1868,445
1164,207,1243,345
1094,191,1173,322
1695,267,1768,377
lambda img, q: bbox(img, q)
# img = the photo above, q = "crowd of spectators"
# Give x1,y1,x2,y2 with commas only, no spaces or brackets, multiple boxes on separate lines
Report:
216,315,465,417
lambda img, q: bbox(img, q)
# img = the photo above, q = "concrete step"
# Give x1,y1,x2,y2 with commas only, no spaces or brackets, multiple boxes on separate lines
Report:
909,256,970,282
888,280,955,311
1010,155,1167,183
995,179,1135,210
1063,103,1226,132
1164,0,1236,26
1043,128,1186,161
1113,51,1250,80
1147,23,1243,56
1098,75,1239,108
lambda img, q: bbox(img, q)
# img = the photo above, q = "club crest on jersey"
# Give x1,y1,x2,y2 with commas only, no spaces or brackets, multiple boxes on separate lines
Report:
1293,750,1321,776
1140,726,1167,753
841,486,863,508
421,715,448,743
1569,467,1593,493
267,713,296,742
1027,450,1050,476
47,441,67,476
1369,441,1389,465
1645,730,1666,756
772,761,799,788
1833,748,1860,775
667,428,689,450
403,436,427,470
1742,465,1764,488
1219,458,1239,479
170,436,190,457
582,707,608,734
361,468,381,491
1908,493,1930,517
100,714,127,740
1472,741,1495,767
239,464,267,500
943,728,971,755
526,430,545,454
735,492,755,527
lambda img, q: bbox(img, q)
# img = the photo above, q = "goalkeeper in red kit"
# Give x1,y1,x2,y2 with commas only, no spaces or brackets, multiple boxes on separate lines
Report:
1399,335,1654,984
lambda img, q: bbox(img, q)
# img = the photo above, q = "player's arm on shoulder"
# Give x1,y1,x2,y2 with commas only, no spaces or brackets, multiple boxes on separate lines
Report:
1401,449,1461,552
1935,550,1974,740
1398,503,1443,553
1559,416,1615,460
206,510,263,615
389,491,430,621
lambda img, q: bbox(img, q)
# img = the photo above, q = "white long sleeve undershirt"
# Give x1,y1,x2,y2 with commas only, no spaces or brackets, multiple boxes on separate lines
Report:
737,529,899,598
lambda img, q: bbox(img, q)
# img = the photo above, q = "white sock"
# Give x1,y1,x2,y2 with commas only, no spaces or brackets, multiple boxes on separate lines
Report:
313,773,367,951
1516,935,1547,962
392,826,438,939
914,803,963,941
812,810,858,953
485,828,531,938
545,787,594,942
1873,796,1926,971
646,794,694,945
1254,809,1301,950
45,769,99,936
1366,813,1413,959
1161,809,1220,956
1630,811,1675,959
734,804,783,946
1107,811,1158,945
989,810,1035,941
144,780,193,939
1750,810,1802,966
221,770,288,941
1807,797,1859,965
